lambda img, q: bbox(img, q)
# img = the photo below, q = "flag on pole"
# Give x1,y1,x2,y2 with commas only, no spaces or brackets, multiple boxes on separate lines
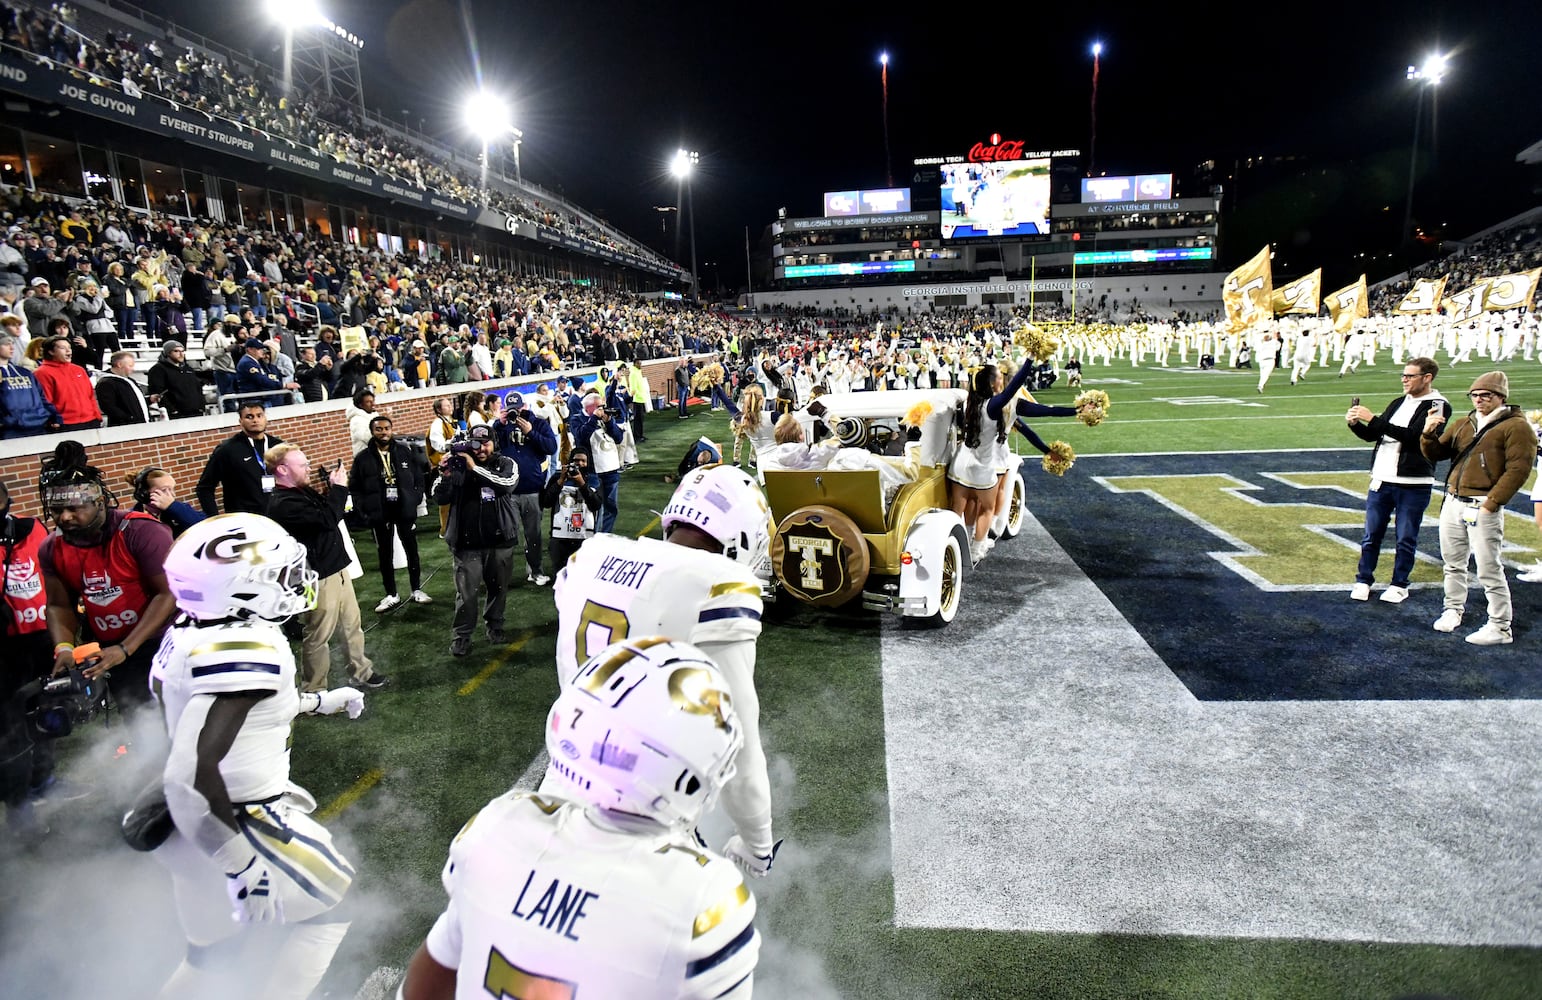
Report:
1223,246,1273,333
1394,276,1447,314
1483,267,1541,312
1443,280,1490,323
1325,274,1369,334
1271,268,1322,315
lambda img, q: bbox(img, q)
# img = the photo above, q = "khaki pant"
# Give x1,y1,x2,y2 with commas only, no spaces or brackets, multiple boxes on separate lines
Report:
300,570,375,692
1438,498,1512,629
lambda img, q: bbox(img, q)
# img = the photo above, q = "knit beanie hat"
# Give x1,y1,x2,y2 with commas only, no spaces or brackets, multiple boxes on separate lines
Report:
1469,371,1508,398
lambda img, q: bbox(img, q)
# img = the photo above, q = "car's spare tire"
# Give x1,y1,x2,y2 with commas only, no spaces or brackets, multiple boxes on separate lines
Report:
771,504,870,607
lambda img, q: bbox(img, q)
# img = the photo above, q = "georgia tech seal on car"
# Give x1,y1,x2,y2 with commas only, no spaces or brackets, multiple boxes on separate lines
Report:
770,504,868,606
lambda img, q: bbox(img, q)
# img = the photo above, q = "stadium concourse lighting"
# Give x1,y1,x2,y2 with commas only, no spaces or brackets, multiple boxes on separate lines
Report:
1402,52,1448,244
672,150,700,301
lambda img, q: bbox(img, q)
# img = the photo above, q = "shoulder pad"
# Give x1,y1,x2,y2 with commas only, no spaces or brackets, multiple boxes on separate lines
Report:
183,628,290,696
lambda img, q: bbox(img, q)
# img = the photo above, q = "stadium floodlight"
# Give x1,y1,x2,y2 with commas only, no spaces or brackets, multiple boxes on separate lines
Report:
264,0,327,28
671,150,701,300
671,148,696,179
1402,52,1449,243
463,89,514,142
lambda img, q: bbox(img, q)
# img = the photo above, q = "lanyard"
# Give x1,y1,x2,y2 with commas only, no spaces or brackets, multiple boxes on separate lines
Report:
251,437,267,473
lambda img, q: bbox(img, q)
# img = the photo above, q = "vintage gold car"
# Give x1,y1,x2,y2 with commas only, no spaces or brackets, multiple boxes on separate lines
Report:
758,389,1026,627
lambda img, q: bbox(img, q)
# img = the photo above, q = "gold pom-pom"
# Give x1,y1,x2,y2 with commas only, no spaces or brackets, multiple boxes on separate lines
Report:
1041,440,1076,476
690,363,725,392
902,399,934,428
1012,324,1062,361
1074,389,1111,427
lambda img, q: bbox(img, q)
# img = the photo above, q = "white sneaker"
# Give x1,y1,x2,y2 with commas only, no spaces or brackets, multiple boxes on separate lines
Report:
1432,609,1462,633
1350,583,1371,601
374,594,401,613
1464,623,1513,646
1517,562,1542,583
409,590,433,605
1378,586,1409,605
532,574,551,586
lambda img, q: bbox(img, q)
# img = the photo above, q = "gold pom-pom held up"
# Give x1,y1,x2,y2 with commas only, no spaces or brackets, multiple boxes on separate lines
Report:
1041,440,1076,476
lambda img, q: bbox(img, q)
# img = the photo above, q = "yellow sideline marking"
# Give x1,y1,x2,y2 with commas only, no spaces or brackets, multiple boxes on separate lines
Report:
316,768,384,821
637,516,660,538
457,630,537,697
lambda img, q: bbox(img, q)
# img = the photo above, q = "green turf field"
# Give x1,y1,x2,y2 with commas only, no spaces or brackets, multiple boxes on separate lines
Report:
284,355,1542,999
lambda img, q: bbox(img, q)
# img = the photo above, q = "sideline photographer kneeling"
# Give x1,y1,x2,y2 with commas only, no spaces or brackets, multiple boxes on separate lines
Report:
540,445,600,570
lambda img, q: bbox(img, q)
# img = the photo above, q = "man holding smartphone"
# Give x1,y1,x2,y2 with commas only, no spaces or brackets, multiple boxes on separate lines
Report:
1419,370,1538,644
1345,357,1451,605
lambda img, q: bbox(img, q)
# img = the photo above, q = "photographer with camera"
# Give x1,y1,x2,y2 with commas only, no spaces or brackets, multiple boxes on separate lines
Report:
540,445,600,569
492,391,557,587
39,442,176,711
571,392,625,534
433,424,521,657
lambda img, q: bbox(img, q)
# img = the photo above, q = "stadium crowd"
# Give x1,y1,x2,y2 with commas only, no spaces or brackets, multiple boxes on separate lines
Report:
0,1,672,267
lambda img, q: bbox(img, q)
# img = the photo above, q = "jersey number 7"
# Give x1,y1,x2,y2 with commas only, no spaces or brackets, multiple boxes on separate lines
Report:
483,947,577,1000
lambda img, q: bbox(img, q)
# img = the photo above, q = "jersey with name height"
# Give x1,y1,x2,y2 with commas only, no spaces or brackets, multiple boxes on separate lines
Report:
553,534,763,688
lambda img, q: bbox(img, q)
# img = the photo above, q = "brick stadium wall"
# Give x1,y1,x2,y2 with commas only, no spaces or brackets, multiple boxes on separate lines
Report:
0,356,714,520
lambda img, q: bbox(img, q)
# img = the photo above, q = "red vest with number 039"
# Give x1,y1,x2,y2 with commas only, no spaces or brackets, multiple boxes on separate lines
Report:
49,511,161,643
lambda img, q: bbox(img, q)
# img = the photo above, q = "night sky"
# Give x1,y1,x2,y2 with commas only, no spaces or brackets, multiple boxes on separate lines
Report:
138,1,1542,291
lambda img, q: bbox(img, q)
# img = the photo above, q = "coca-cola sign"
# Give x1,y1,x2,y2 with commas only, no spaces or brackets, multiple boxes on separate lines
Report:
968,139,1025,162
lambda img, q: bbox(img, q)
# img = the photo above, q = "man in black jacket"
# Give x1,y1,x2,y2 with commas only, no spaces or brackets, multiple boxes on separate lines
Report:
431,424,520,658
95,351,152,425
195,401,283,514
1345,356,1452,605
265,443,389,693
146,340,207,419
295,346,332,403
350,414,430,613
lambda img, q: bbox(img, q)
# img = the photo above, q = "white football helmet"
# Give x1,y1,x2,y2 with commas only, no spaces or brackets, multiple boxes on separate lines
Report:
661,464,771,570
546,637,743,829
163,513,318,622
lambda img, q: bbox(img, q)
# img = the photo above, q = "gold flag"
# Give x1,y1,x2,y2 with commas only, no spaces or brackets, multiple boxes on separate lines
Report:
1271,268,1322,315
1325,274,1369,334
1223,245,1273,333
1442,280,1490,323
1483,267,1541,312
1395,276,1447,314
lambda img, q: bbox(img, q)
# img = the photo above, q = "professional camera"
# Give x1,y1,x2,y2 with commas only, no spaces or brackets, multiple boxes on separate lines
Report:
20,668,111,740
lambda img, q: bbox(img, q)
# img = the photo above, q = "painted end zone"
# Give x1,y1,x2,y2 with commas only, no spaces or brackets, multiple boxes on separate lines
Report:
881,499,1541,945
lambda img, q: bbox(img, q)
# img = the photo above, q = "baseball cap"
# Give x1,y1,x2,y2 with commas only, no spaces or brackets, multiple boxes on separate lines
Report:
505,391,524,410
29,277,49,287
468,424,495,444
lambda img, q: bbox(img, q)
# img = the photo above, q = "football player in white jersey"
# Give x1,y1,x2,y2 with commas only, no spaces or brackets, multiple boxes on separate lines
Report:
547,464,779,877
403,638,758,1000
145,513,367,1000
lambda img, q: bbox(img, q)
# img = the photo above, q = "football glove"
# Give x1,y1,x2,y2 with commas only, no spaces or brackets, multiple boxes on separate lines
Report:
213,839,283,923
722,835,784,879
308,687,365,719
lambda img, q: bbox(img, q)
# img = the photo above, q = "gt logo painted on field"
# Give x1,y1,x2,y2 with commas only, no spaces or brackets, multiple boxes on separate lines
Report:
1096,470,1542,591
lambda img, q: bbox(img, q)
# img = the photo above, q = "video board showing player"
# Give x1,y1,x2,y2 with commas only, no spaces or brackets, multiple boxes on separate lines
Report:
938,158,1051,239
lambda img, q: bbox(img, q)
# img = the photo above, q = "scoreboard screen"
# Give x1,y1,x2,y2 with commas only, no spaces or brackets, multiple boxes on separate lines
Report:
939,159,1051,239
